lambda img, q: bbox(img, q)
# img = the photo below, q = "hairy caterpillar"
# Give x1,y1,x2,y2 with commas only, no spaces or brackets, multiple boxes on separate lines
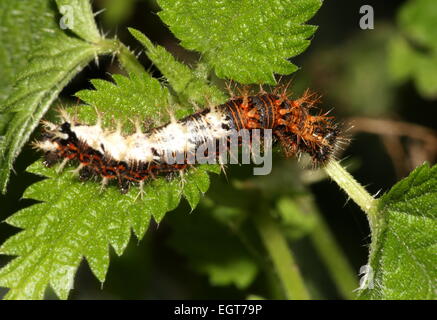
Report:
34,86,342,194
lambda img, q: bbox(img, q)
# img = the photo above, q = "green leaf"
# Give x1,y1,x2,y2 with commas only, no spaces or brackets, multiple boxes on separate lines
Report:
0,70,221,299
389,35,437,99
157,0,322,84
55,0,101,43
0,0,59,103
0,164,217,299
312,27,398,116
129,28,226,107
0,35,107,194
276,196,316,240
0,0,109,194
398,0,437,50
0,162,148,299
359,163,437,299
388,0,437,98
76,72,171,129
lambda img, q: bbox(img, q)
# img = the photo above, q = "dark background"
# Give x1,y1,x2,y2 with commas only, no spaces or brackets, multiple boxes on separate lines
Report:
1,0,436,299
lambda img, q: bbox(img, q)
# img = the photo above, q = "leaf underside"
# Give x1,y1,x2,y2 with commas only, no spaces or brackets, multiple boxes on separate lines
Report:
0,0,109,194
0,0,59,103
0,36,101,194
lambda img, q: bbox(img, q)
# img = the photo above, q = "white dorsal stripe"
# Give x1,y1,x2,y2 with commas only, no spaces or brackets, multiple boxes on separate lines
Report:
53,109,233,164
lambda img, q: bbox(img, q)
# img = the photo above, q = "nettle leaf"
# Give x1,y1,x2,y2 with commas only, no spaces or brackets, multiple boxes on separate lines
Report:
0,0,59,103
76,72,171,128
0,70,221,299
129,28,226,108
0,161,216,299
55,0,101,43
388,0,437,98
0,36,109,194
359,163,437,299
0,0,110,194
157,0,322,84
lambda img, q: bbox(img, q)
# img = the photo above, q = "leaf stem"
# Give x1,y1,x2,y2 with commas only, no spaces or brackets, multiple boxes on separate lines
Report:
287,194,358,299
324,159,378,231
310,209,358,299
254,209,310,300
96,39,145,75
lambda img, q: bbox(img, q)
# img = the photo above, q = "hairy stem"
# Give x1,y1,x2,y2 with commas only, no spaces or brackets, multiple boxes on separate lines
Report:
324,159,378,231
97,39,145,75
254,209,310,300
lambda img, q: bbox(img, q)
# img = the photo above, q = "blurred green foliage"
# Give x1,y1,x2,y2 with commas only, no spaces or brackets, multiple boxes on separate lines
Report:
389,0,437,98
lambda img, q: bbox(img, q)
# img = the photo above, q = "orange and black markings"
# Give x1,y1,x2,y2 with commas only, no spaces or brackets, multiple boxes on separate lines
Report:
35,86,343,194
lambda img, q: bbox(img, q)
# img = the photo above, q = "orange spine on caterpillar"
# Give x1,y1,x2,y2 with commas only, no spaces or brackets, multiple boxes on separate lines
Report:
33,85,344,194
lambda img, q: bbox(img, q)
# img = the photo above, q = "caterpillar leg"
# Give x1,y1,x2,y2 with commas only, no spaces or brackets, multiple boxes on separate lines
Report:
100,177,109,193
43,151,61,168
56,158,69,173
78,166,93,182
135,180,145,201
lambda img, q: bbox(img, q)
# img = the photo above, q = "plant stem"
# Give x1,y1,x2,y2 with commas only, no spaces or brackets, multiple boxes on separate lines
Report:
254,209,310,300
286,194,357,299
310,209,358,299
96,39,145,75
324,159,378,231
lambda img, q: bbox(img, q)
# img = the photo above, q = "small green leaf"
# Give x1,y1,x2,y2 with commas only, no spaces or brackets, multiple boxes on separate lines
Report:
276,196,316,240
129,28,226,107
398,0,437,50
359,163,437,299
0,161,218,299
389,35,437,99
157,0,322,84
182,167,214,210
76,72,171,129
388,0,437,98
55,0,101,43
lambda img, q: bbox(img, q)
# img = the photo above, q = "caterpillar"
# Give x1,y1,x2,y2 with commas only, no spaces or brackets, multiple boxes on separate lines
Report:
34,86,342,194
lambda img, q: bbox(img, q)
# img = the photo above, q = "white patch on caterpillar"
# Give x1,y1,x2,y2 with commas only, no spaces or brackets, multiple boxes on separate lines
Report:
72,124,105,153
101,130,128,161
52,107,233,165
124,133,155,163
149,122,192,154
33,139,58,152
